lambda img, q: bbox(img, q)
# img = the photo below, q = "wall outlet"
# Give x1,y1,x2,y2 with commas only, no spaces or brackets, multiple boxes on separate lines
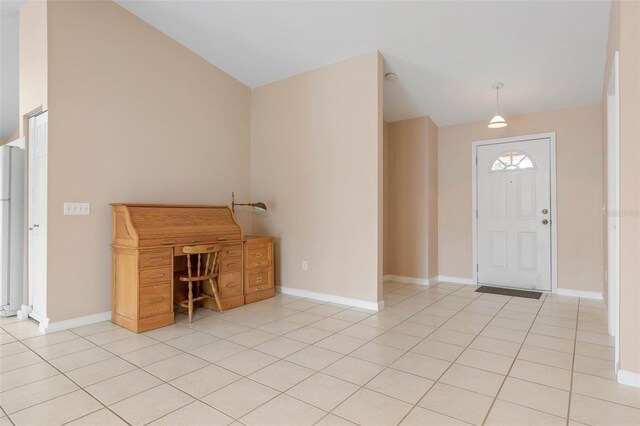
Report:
64,202,90,216
302,260,308,271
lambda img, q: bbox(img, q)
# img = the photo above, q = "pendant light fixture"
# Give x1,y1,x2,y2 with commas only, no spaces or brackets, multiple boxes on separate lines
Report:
488,82,507,128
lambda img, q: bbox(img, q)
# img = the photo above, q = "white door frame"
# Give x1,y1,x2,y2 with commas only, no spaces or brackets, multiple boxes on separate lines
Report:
27,110,48,329
606,51,620,368
471,132,558,293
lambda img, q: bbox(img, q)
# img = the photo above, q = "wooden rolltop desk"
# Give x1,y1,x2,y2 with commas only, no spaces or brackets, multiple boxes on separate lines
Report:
111,204,275,332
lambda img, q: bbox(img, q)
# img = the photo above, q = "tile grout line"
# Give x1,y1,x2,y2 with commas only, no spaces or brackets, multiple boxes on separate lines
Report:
479,292,551,426
0,300,355,425
2,287,626,426
226,283,457,425
317,283,469,425
374,284,520,425
565,298,582,425
1,326,126,426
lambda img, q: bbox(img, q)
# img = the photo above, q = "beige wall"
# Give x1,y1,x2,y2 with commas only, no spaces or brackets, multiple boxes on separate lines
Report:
43,0,251,322
438,105,604,293
428,119,439,278
19,0,48,135
603,0,640,375
384,116,438,280
251,52,383,305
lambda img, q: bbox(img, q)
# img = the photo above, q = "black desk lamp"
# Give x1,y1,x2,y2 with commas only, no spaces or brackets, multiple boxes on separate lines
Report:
231,192,267,213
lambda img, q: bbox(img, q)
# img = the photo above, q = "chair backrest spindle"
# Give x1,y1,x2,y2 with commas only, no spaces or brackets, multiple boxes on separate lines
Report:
182,244,222,280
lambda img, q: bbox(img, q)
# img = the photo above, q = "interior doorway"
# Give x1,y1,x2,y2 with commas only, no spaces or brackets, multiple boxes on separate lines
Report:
27,111,48,327
472,133,557,292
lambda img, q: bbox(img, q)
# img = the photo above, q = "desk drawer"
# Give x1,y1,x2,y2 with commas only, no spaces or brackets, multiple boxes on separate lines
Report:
140,266,172,286
219,272,243,298
139,249,172,270
246,244,271,269
139,284,172,318
220,258,242,273
220,244,242,259
246,268,273,294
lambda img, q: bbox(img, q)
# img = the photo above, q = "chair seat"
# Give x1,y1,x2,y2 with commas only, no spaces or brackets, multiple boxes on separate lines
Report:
178,272,218,282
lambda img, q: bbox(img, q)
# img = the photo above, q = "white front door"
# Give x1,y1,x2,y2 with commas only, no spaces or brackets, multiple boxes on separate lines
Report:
477,138,551,291
28,112,48,322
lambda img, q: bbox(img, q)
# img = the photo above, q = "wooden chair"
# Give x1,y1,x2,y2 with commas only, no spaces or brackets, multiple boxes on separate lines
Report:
178,244,223,322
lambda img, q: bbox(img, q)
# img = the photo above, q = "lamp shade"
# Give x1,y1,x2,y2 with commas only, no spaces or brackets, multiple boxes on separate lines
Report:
252,202,267,212
488,114,508,128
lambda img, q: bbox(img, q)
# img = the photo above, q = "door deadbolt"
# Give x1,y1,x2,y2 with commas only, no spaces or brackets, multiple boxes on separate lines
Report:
542,219,549,225
542,209,549,214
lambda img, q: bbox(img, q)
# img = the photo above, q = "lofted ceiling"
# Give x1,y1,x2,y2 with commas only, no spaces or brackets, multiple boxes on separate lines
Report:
1,1,612,133
116,0,611,126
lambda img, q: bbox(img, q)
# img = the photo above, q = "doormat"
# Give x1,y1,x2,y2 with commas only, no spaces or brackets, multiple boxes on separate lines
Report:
476,286,542,299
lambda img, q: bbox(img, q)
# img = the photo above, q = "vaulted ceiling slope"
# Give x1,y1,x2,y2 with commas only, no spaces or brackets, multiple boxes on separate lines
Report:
96,2,614,125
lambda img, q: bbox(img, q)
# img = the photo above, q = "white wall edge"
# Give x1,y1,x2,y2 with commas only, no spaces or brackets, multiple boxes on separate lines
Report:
40,311,112,334
383,275,430,286
617,369,640,388
556,288,603,300
277,286,382,312
436,275,476,285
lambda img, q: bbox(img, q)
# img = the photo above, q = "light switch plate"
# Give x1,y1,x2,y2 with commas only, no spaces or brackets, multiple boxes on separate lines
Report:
64,202,90,216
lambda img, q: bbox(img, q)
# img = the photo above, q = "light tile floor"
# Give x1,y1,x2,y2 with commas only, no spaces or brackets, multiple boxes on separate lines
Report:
1,282,639,425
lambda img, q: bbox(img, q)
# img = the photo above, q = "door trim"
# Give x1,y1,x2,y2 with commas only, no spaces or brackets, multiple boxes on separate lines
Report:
27,111,48,328
471,132,557,293
606,51,620,368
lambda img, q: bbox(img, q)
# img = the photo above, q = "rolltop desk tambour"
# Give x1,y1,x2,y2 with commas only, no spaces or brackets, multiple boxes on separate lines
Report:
111,204,275,333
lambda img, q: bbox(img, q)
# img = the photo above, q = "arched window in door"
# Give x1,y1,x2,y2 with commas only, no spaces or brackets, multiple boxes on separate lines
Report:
491,151,535,171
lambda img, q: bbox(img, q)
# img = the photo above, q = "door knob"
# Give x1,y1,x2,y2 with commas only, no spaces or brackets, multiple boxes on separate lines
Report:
542,219,549,225
542,209,549,214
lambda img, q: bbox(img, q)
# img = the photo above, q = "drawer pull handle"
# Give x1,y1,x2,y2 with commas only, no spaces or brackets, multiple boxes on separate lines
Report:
161,239,176,245
226,262,237,267
191,239,202,243
226,282,238,288
255,254,263,258
226,250,239,255
148,257,166,264
256,286,264,291
256,277,263,283
147,273,165,279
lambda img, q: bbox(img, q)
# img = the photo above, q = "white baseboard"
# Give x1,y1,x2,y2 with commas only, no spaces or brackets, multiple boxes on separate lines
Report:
383,275,431,286
40,311,112,334
277,286,383,312
618,369,640,388
556,288,603,300
435,275,476,285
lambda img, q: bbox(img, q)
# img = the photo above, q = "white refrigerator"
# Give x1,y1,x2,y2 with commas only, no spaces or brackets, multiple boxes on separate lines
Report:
0,146,24,317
